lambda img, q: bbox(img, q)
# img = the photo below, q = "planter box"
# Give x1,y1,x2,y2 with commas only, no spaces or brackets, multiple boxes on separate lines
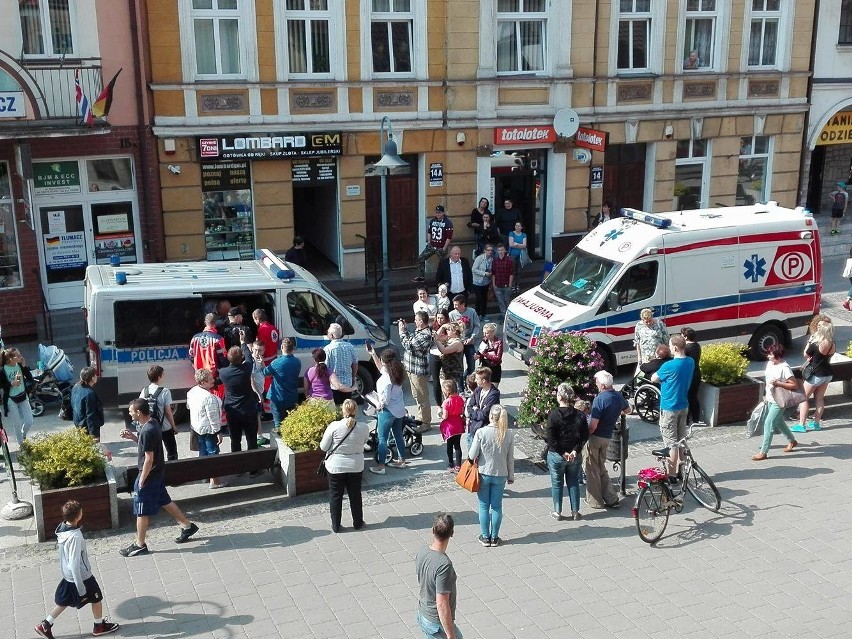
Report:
33,464,119,542
828,354,852,397
274,437,327,496
698,378,762,427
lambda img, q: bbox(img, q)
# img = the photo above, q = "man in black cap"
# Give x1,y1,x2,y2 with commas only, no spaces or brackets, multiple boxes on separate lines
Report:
413,205,453,283
222,306,254,349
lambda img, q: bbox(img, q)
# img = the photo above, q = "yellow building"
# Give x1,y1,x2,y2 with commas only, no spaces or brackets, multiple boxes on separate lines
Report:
146,0,814,278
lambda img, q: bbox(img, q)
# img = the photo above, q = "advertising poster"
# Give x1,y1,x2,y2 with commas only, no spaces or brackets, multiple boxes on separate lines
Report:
43,232,87,271
94,233,136,264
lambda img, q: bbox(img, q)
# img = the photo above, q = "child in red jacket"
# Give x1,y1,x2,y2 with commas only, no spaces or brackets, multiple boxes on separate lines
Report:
439,379,465,472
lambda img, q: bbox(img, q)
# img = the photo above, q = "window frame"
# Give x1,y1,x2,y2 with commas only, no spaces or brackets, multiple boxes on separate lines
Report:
179,0,259,82
0,162,24,291
737,135,772,205
840,0,852,45
674,138,710,210
496,0,548,76
360,0,426,80
746,0,782,69
617,0,654,73
681,0,717,71
278,0,337,79
19,0,76,58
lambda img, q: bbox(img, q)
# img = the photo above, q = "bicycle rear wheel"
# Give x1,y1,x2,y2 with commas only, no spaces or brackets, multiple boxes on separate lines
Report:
685,462,721,512
634,483,670,544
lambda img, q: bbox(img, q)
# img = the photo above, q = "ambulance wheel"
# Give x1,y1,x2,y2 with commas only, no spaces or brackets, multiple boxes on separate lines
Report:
749,324,784,360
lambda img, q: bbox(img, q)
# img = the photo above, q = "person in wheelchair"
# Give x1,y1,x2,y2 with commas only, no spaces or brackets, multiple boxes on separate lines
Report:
638,345,672,381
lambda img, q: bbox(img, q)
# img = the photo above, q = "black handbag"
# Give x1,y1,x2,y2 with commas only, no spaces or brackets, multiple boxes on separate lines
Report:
318,425,355,477
801,360,816,382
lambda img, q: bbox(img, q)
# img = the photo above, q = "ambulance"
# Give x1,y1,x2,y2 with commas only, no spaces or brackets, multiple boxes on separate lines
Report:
504,203,821,370
84,249,390,414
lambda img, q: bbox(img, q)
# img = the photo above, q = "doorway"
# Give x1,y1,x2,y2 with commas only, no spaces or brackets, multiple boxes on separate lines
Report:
365,155,419,269
604,144,647,212
293,183,340,270
491,150,546,258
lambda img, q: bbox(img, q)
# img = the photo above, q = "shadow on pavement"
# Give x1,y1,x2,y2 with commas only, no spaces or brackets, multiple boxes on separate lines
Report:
152,524,331,554
712,465,833,483
114,595,253,637
653,498,759,549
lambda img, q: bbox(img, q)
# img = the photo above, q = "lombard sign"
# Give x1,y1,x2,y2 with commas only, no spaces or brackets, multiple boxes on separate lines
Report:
197,132,343,160
494,125,557,146
0,92,26,118
574,127,607,152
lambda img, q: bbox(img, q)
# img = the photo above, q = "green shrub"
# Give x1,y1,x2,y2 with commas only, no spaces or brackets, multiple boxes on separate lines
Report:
699,342,749,386
517,331,605,427
18,428,107,490
279,399,338,452
846,341,852,358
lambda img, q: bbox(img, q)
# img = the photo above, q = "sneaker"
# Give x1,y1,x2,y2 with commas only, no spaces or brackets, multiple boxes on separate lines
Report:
572,511,583,521
257,436,270,446
806,421,821,431
490,536,500,547
35,621,55,639
119,541,149,557
175,522,199,544
478,535,491,547
368,466,386,475
790,424,807,433
92,619,120,636
411,276,425,283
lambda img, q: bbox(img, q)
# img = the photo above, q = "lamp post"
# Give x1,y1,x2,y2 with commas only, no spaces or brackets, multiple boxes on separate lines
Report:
373,116,409,336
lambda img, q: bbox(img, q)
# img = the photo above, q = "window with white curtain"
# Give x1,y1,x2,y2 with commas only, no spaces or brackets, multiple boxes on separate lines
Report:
496,0,547,74
748,0,780,67
737,135,771,204
370,0,413,74
683,0,715,70
284,0,331,75
19,0,74,57
674,138,708,210
618,0,652,71
192,0,242,76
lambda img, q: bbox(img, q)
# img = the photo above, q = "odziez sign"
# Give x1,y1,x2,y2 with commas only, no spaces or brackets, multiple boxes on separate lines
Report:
198,132,342,160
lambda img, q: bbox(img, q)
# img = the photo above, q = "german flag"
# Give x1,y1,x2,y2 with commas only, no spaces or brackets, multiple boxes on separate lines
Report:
92,68,122,119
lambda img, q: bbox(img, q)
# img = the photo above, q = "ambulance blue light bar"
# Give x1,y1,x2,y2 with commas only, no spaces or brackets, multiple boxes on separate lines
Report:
621,208,673,229
256,249,296,280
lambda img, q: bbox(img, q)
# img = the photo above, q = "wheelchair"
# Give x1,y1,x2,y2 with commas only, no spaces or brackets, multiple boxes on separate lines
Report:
620,371,661,423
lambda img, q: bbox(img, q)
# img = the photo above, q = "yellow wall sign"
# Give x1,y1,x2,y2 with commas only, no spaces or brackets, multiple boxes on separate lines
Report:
817,112,852,145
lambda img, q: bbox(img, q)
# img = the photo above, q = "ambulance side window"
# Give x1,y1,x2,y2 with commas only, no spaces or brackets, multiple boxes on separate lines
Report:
115,299,203,348
614,262,659,307
287,292,339,336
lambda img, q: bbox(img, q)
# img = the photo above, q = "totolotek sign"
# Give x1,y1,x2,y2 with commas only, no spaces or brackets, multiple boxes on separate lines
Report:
197,132,343,160
574,127,607,152
494,125,557,146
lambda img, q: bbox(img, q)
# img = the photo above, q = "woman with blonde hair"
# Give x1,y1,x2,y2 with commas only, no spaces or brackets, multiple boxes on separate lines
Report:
793,317,836,432
467,404,515,547
320,399,370,532
634,308,669,365
435,322,465,392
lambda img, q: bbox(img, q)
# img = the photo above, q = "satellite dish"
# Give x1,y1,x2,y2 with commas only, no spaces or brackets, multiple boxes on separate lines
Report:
553,108,580,138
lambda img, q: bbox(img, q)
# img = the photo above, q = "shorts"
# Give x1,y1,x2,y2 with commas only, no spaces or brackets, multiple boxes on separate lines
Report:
133,476,172,517
806,373,832,387
831,208,845,219
55,575,103,609
659,408,688,447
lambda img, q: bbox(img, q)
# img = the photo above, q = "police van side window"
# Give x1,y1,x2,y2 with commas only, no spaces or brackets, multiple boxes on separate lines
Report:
615,261,659,306
115,299,203,348
287,291,340,336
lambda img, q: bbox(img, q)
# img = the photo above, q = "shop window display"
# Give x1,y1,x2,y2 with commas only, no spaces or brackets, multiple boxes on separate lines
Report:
0,163,23,289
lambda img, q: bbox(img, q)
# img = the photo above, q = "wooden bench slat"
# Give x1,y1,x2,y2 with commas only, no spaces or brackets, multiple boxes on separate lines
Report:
124,448,278,490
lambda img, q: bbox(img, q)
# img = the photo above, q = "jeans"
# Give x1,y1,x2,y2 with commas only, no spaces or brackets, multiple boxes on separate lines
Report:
429,355,443,406
761,402,797,454
473,283,490,318
328,471,363,532
462,343,476,377
547,450,583,514
417,613,463,639
197,433,220,457
493,286,513,317
270,401,294,429
225,409,258,452
477,473,507,539
377,409,405,463
6,398,33,446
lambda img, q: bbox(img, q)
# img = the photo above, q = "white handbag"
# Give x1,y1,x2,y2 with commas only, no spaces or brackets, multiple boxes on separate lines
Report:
842,257,852,279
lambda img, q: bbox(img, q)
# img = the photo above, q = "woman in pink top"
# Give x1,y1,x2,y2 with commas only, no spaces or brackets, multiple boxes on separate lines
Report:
304,348,333,400
439,379,465,472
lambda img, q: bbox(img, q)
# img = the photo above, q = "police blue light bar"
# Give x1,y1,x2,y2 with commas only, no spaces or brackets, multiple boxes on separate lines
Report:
622,208,672,229
256,248,296,280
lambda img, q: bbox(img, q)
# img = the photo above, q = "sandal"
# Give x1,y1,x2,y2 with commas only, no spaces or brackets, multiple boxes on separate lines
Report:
752,452,768,461
783,441,798,453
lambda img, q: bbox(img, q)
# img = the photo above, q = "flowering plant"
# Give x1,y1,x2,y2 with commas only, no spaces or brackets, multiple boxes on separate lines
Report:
516,331,605,427
18,428,107,489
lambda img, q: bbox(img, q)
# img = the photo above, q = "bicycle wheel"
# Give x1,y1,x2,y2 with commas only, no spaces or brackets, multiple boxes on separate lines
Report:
634,386,660,423
634,483,670,544
685,462,721,512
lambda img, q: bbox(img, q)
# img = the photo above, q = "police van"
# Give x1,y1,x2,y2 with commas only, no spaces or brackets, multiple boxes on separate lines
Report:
84,249,389,412
504,203,821,369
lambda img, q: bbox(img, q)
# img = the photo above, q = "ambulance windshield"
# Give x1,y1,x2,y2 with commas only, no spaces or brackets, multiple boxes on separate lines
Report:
541,248,621,306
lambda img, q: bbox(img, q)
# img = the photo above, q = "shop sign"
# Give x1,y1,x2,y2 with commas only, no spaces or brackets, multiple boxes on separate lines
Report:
0,92,25,118
198,132,343,160
291,158,337,186
33,161,81,195
201,162,251,192
429,162,443,187
574,127,607,152
43,232,87,271
816,112,852,145
494,126,557,146
590,166,604,189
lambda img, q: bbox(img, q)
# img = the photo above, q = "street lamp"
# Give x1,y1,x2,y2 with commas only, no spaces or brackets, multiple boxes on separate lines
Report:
373,116,409,336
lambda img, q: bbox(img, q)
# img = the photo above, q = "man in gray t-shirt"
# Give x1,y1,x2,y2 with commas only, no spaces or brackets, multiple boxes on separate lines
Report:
415,513,462,639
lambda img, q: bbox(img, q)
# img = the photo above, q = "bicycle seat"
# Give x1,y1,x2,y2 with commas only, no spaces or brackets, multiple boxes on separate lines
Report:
651,447,670,458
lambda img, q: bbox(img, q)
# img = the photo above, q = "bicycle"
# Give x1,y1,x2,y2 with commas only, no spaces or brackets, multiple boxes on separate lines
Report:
632,425,721,544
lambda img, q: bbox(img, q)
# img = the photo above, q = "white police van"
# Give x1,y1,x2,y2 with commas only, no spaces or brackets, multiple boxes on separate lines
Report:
84,249,389,412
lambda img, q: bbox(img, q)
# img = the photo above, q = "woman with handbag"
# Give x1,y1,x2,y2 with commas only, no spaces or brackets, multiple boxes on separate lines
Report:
467,404,514,547
793,318,836,433
0,348,34,446
545,383,589,521
319,399,369,533
753,344,799,461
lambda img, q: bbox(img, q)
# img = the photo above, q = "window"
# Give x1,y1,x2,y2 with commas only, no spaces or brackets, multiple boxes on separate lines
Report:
19,0,74,56
539,248,621,307
683,0,716,70
0,163,23,289
287,291,340,336
192,0,242,76
613,261,659,307
737,135,770,205
748,0,780,67
674,138,708,210
618,0,652,71
284,0,330,75
87,158,134,192
496,0,546,74
114,299,203,348
370,0,412,74
841,0,852,45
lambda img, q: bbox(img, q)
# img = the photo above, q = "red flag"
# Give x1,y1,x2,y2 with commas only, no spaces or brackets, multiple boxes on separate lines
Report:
74,69,93,126
92,68,122,118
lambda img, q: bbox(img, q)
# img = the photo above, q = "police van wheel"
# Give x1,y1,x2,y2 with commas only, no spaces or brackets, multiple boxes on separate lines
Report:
355,367,375,397
749,324,784,360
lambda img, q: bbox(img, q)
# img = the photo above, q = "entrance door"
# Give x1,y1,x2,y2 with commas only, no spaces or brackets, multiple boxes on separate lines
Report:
604,144,647,212
365,156,419,269
39,205,89,309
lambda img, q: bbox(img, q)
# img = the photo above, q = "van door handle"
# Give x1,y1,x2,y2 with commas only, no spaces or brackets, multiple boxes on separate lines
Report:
668,304,680,312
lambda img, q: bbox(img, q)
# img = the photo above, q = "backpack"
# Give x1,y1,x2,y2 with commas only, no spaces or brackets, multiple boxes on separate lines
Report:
141,386,165,427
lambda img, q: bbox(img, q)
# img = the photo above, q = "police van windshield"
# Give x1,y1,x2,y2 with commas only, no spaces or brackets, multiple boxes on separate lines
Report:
540,248,621,306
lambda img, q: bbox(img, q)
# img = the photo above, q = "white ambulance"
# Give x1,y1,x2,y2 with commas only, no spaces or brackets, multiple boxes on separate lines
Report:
84,250,390,413
504,204,821,369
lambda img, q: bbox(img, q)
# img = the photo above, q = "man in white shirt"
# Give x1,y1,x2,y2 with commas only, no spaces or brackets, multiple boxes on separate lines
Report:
436,246,472,299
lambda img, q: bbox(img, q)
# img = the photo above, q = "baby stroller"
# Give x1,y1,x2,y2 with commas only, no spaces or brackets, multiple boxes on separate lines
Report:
362,392,424,463
28,344,75,417
620,369,661,423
